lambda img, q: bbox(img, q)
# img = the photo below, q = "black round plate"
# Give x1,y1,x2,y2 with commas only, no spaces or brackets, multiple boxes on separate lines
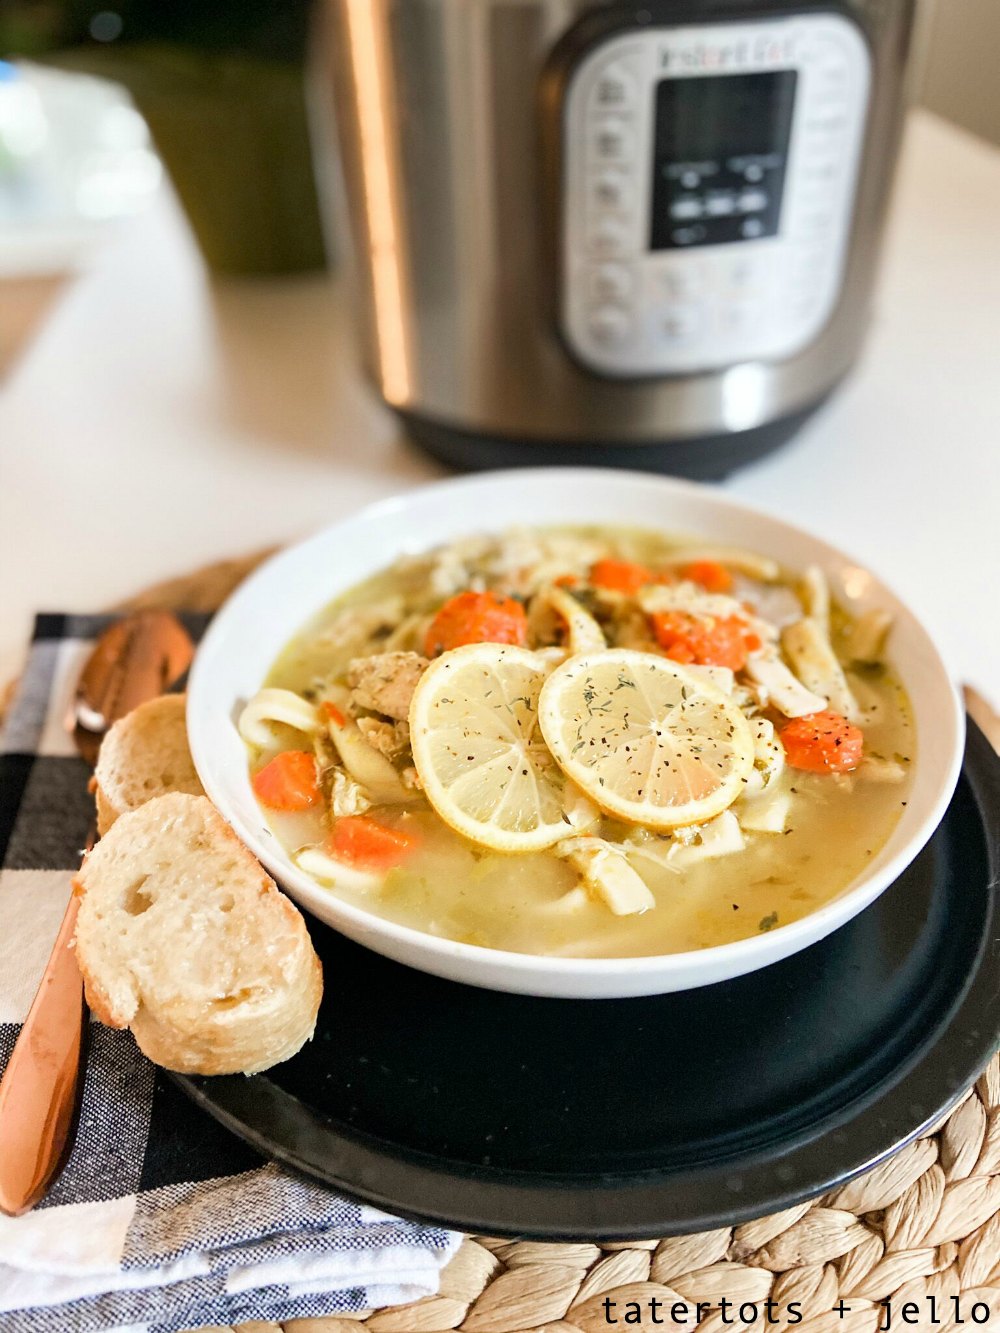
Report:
174,722,1000,1239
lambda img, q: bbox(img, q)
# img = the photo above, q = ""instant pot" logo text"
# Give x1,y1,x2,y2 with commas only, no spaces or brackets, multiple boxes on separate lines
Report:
659,35,796,71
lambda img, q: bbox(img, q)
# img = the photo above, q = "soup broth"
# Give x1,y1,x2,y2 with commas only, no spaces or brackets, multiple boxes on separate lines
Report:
245,527,914,959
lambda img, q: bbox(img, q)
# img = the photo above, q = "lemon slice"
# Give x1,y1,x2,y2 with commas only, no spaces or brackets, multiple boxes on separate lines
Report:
537,648,754,830
408,643,575,852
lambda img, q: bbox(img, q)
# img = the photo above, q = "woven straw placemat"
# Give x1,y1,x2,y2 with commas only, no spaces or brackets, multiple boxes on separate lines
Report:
7,555,999,1332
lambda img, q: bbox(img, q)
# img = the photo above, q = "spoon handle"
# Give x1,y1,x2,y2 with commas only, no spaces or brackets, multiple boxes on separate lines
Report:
0,889,87,1216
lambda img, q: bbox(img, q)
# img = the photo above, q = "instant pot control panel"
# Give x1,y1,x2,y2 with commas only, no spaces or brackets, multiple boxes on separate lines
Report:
559,13,872,376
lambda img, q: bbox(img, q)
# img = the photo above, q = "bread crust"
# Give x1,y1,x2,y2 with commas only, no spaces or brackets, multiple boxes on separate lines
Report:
75,794,323,1076
94,693,203,834
94,785,118,839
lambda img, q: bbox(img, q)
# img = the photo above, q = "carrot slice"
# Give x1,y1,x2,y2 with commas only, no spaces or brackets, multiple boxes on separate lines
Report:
650,610,755,671
328,816,421,871
424,590,527,657
589,559,655,595
780,711,864,774
679,560,733,593
252,750,321,810
321,701,347,727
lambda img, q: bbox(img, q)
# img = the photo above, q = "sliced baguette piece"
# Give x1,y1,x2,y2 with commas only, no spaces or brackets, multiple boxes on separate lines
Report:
93,693,204,835
74,793,322,1075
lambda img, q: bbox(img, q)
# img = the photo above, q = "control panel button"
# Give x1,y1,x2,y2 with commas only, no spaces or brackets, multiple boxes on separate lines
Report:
588,307,631,345
671,223,709,247
591,63,635,112
658,306,703,345
725,253,769,292
737,189,769,213
590,118,635,161
592,171,633,211
705,192,737,218
658,262,708,300
587,218,631,257
670,197,704,220
718,301,765,338
589,264,634,304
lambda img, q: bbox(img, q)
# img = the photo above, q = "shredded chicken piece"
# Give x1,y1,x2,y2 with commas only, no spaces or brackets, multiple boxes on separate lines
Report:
329,769,373,817
554,837,655,916
347,651,429,721
733,576,804,630
607,606,660,652
356,716,411,761
488,529,606,598
316,734,375,816
396,533,495,598
422,529,606,601
323,686,413,803
638,581,747,620
733,684,762,715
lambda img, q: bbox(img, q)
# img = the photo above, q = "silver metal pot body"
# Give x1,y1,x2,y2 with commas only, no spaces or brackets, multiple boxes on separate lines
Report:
313,0,917,471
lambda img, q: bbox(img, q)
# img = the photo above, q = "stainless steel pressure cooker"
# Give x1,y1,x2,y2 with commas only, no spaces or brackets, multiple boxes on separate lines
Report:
313,0,917,476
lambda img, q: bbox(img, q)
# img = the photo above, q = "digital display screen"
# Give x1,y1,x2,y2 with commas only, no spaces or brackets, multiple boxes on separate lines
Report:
650,71,798,250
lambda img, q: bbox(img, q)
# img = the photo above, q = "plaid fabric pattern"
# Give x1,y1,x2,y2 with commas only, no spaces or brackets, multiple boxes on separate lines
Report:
0,615,460,1333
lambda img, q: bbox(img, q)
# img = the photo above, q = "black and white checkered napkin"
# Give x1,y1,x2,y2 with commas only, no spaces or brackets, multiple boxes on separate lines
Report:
0,614,461,1333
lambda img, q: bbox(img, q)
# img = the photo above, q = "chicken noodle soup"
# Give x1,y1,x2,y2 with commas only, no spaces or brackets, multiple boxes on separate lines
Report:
240,528,914,959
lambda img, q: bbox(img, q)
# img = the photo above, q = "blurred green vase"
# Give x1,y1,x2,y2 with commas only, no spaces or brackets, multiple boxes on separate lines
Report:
51,43,328,274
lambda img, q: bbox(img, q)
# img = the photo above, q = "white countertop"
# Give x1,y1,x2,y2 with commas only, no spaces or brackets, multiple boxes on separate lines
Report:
2,109,999,703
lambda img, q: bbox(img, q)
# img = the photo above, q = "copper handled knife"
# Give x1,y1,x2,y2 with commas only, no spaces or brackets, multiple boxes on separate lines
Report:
0,610,194,1216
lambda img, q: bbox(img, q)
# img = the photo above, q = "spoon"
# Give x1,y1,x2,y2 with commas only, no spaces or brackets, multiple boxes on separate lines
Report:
0,610,194,1216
